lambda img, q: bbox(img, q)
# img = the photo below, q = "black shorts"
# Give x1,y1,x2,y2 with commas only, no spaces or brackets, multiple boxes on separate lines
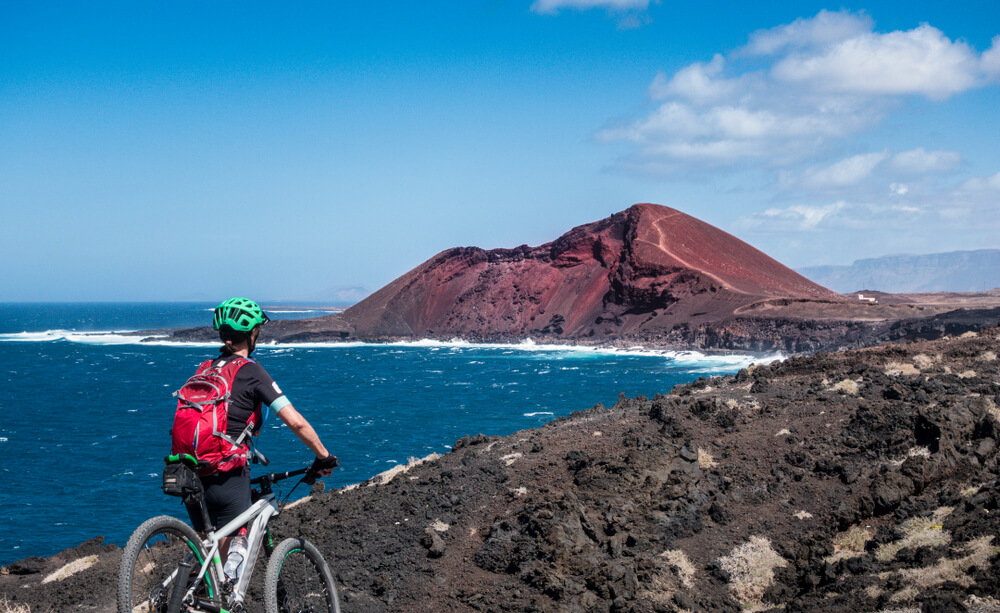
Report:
185,466,251,533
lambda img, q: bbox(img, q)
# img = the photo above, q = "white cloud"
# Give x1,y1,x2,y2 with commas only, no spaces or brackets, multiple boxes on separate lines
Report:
649,54,743,104
760,202,846,230
775,148,963,195
743,10,873,56
959,171,1000,192
602,11,999,170
980,35,1000,78
740,198,937,235
531,0,649,14
800,151,889,189
889,148,961,173
771,24,984,100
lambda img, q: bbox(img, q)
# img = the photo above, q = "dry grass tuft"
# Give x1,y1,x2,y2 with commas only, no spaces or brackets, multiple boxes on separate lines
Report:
697,448,717,469
639,549,697,607
661,549,696,588
957,370,978,379
719,536,787,610
979,351,997,362
885,361,920,376
986,398,1000,422
966,595,1000,613
897,535,1000,590
876,507,954,562
794,510,813,520
890,446,933,467
0,596,35,613
831,378,860,395
887,586,920,604
912,354,936,369
826,525,873,563
962,484,983,497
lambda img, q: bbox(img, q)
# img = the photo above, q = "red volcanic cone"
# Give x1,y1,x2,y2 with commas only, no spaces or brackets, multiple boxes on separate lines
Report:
342,203,839,340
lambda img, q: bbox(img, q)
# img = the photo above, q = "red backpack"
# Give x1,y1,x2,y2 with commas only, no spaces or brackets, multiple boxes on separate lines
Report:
170,356,256,476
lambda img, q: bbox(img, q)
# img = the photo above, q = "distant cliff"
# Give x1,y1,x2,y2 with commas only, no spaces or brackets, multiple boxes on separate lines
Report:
797,249,1000,293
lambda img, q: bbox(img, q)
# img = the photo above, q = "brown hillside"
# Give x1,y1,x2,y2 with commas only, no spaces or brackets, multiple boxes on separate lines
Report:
341,203,840,340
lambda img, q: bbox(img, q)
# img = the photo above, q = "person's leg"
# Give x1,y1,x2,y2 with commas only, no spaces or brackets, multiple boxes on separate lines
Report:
203,468,251,565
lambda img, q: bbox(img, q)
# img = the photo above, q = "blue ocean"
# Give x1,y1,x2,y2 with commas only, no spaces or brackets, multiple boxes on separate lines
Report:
0,303,772,566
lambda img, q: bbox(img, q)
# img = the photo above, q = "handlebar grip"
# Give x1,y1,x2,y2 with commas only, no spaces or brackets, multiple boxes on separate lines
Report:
304,455,339,485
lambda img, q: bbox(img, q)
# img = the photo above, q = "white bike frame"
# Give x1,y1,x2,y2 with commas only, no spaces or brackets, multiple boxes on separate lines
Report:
185,491,281,606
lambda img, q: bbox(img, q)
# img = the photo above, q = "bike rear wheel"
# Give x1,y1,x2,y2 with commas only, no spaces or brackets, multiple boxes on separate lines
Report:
264,537,340,613
117,515,220,613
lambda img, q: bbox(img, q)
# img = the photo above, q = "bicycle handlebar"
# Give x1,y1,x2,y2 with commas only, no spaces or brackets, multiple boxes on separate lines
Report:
250,467,309,487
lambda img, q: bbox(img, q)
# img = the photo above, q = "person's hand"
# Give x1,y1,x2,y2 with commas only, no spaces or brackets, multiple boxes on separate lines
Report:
305,455,339,484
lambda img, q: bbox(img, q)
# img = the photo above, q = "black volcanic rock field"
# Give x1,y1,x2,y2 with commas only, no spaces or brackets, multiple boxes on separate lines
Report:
157,203,1000,353
6,326,1000,612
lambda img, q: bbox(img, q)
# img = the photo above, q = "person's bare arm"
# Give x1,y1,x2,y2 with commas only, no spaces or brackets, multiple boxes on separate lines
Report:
277,404,331,461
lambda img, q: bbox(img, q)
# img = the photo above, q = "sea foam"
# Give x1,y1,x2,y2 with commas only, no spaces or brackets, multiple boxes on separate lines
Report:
0,329,216,347
0,330,780,369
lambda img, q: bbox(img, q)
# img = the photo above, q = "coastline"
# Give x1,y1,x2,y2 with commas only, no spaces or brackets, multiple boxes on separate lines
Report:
0,328,783,365
132,301,1000,356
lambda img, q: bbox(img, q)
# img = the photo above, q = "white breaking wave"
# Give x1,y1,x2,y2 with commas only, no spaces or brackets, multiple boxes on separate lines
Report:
267,309,342,314
0,329,216,347
523,412,554,417
0,330,780,367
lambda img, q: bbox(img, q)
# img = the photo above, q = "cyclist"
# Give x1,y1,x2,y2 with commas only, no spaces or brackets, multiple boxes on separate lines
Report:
185,297,338,548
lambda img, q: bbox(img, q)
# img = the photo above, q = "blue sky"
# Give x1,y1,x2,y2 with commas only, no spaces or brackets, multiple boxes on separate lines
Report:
2,1,998,301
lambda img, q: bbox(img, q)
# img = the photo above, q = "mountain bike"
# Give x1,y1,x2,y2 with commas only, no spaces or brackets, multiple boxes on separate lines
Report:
117,453,340,613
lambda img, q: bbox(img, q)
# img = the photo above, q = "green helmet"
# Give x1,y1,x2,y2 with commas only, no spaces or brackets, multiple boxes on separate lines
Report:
213,297,270,332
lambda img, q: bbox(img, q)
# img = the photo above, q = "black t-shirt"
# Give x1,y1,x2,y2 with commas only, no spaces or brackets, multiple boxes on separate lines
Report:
210,357,285,438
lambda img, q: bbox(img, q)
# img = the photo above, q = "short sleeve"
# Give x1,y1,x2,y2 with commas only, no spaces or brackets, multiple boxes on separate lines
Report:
236,361,286,408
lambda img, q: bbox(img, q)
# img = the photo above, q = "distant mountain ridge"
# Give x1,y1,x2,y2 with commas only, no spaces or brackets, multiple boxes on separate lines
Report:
797,249,1000,293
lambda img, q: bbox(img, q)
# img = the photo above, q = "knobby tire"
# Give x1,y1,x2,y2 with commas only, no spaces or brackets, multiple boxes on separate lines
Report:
117,515,220,613
264,537,340,613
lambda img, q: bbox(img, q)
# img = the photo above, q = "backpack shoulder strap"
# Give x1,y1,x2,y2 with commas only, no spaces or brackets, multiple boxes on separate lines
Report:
193,358,215,375
215,356,252,380
213,356,258,447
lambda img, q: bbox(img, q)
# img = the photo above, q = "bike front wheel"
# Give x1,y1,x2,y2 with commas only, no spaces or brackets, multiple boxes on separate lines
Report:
117,515,220,613
264,537,340,613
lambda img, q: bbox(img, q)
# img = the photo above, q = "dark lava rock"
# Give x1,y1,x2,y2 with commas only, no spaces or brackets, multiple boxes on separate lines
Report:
7,325,1000,612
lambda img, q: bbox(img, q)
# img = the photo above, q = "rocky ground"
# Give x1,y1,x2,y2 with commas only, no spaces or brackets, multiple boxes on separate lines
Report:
4,325,1000,612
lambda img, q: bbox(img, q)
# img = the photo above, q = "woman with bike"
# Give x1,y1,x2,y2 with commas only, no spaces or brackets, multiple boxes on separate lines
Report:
186,297,338,540
119,297,342,613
